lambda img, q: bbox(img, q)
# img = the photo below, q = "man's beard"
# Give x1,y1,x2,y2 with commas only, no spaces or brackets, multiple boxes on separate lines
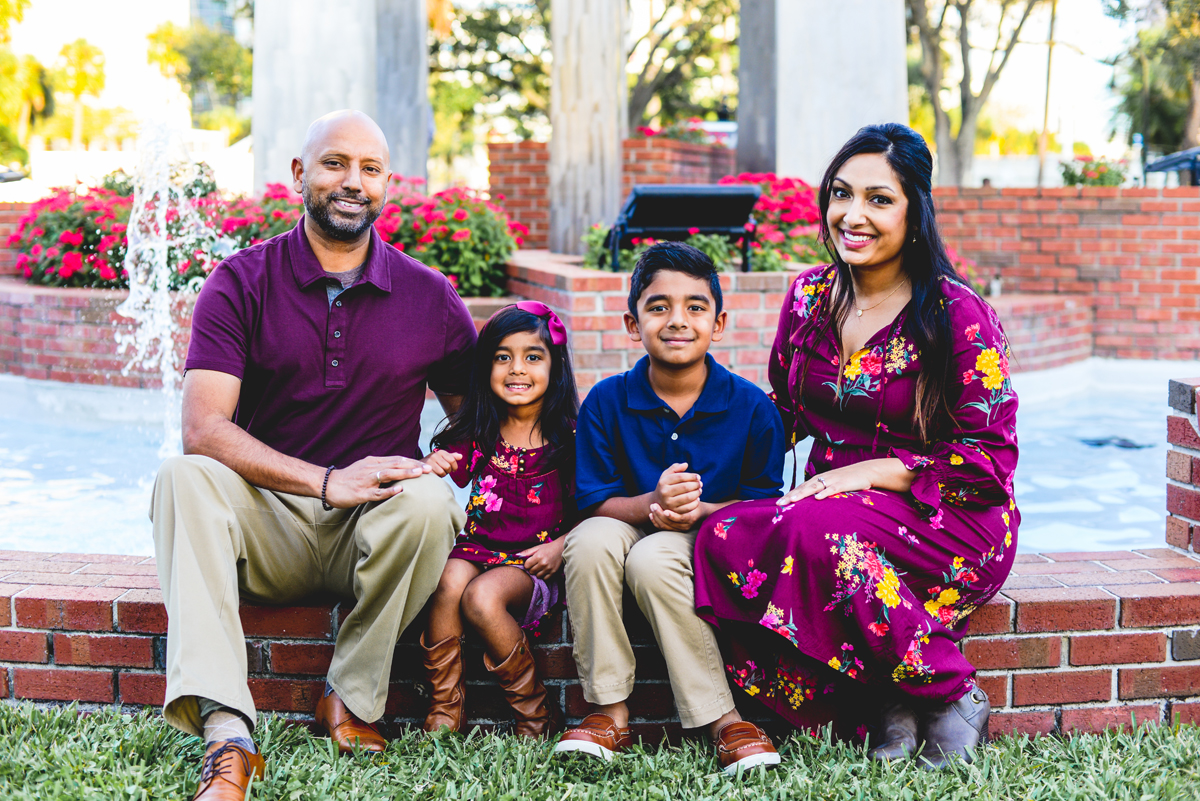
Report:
302,184,383,242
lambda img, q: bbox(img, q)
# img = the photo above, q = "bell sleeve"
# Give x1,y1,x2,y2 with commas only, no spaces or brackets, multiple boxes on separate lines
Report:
435,440,483,489
890,293,1019,513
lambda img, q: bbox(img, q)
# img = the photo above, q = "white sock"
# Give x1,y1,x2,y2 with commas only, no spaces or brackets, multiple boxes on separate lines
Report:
203,710,253,747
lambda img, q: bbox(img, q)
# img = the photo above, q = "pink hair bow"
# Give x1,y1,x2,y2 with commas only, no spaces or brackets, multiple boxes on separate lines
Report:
513,300,568,346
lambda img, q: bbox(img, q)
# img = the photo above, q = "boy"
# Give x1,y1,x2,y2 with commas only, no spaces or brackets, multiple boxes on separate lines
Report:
553,242,786,774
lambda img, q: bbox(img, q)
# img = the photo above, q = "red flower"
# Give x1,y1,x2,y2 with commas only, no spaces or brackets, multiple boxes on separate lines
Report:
451,228,471,242
453,208,469,221
964,323,980,340
962,370,974,384
60,251,83,278
98,261,117,281
860,352,882,376
688,227,700,235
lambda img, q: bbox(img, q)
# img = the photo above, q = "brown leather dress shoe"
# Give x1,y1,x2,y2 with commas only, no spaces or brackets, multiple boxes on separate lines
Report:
552,713,634,761
193,740,265,800
716,721,781,776
315,689,388,755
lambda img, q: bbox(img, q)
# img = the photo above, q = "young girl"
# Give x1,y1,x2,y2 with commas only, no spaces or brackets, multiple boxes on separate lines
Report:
420,302,578,737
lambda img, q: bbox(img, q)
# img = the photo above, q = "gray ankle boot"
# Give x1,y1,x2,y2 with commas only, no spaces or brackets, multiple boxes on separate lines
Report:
917,683,990,769
867,700,919,762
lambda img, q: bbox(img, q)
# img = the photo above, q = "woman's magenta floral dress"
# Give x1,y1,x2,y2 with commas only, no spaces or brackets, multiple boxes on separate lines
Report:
693,265,1019,737
441,439,575,630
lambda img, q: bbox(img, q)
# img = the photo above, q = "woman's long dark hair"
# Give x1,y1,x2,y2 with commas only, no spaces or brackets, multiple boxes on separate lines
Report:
432,306,578,476
808,122,974,444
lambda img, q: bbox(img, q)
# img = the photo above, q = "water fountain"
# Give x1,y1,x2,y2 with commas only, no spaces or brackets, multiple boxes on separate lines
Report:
115,120,228,458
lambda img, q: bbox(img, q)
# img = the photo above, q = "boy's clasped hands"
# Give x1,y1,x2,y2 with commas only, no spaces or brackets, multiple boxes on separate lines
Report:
648,462,706,531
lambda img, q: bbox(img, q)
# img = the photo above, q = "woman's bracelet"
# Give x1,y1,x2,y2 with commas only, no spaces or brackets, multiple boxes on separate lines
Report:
321,465,336,511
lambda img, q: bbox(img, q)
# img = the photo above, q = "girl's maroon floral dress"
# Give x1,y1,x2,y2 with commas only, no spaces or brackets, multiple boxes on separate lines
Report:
441,439,575,631
694,265,1019,737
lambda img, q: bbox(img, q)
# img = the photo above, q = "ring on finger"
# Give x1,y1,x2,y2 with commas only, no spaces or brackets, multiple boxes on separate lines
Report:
816,476,827,489
375,471,382,483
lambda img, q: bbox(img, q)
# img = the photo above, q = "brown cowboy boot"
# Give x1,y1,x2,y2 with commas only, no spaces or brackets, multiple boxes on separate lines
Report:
484,632,563,738
421,632,466,733
192,740,265,800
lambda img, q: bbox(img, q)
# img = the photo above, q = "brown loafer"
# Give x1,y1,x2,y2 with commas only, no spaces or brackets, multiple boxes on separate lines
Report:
315,689,388,755
552,713,633,761
716,721,781,776
193,740,265,800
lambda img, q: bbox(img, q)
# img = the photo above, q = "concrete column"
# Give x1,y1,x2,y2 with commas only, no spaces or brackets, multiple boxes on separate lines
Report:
775,0,908,183
736,0,776,175
548,0,627,255
252,0,429,193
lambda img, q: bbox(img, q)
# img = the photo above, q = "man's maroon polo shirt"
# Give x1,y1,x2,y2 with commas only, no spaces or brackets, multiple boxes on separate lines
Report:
185,218,477,468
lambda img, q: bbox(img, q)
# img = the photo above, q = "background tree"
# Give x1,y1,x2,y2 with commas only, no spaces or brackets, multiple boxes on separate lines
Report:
53,38,105,151
148,21,253,142
907,0,1046,185
1108,26,1189,155
626,0,737,130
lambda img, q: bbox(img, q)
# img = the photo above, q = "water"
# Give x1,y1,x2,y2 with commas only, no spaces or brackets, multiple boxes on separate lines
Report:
0,358,1191,556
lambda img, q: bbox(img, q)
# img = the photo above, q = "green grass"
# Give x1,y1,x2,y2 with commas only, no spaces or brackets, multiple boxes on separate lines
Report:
1,704,1199,800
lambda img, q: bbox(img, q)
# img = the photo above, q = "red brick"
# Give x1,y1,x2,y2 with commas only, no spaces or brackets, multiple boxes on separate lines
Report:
1168,415,1200,449
1107,582,1200,627
1056,570,1163,587
270,642,334,675
1041,551,1141,563
0,630,48,663
988,710,1056,738
962,636,1061,669
1010,561,1106,576
1070,633,1167,666
1119,665,1200,699
14,667,114,702
1012,670,1111,705
1167,516,1193,549
1173,701,1200,725
565,681,675,719
115,589,166,633
13,586,123,631
1060,704,1161,734
975,673,1009,708
966,596,1013,634
118,672,166,706
239,605,333,639
246,677,325,712
53,633,154,668
1168,449,1193,482
1002,587,1117,633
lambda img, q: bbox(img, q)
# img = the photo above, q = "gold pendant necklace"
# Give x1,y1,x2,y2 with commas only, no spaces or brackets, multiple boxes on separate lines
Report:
854,279,908,317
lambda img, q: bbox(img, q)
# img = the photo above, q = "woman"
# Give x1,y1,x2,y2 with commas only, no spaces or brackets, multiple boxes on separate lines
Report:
693,123,1018,768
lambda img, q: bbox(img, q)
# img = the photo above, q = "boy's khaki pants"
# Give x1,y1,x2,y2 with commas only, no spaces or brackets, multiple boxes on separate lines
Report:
563,517,734,729
149,454,462,737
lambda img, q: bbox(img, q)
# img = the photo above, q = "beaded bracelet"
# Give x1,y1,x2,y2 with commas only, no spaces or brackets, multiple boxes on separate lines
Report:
320,465,336,511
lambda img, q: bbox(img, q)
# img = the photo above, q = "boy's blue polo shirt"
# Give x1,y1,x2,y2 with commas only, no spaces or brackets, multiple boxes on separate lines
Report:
575,354,785,511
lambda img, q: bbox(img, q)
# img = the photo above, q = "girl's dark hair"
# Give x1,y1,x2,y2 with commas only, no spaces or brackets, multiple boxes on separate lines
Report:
432,306,578,474
808,122,975,444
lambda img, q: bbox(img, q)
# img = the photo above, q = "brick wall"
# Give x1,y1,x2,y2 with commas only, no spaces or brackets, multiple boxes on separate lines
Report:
1164,377,1200,554
0,203,29,277
935,187,1200,360
1,546,1196,739
487,139,736,250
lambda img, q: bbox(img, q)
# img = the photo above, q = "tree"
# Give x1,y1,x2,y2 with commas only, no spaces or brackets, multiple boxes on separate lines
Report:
53,38,105,151
907,0,1045,186
626,0,738,129
1108,26,1190,154
1106,0,1200,150
0,0,29,43
147,21,252,140
0,52,51,146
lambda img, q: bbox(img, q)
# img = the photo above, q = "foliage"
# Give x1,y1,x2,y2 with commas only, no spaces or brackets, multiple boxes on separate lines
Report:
1108,27,1191,151
0,0,28,43
429,1,551,139
2,704,1200,800
583,173,825,272
429,76,485,181
634,117,714,144
0,49,51,160
30,104,137,151
53,38,105,102
1061,155,1129,186
907,0,1047,185
625,0,738,129
9,174,524,298
147,21,253,119
0,121,24,168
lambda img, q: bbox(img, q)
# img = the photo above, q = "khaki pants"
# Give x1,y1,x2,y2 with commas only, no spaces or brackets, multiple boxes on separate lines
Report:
562,517,734,729
149,454,462,736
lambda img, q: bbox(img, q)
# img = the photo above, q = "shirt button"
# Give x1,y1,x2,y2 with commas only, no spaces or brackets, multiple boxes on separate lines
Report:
334,330,342,338
336,300,342,307
331,359,339,367
671,433,679,441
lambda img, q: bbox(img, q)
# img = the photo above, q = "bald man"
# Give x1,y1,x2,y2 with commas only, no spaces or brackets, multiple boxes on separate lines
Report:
150,110,476,800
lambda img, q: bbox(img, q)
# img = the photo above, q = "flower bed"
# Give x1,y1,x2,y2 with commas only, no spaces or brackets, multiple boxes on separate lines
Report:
5,175,527,298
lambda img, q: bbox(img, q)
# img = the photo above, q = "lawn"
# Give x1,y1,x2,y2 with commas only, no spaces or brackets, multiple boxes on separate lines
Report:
2,704,1199,800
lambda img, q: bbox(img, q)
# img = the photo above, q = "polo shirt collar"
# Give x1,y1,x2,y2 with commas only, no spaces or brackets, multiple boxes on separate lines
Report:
287,215,393,293
626,353,733,415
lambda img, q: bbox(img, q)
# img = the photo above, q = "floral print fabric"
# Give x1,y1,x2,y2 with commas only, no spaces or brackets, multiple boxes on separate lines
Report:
440,439,575,629
693,265,1019,736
